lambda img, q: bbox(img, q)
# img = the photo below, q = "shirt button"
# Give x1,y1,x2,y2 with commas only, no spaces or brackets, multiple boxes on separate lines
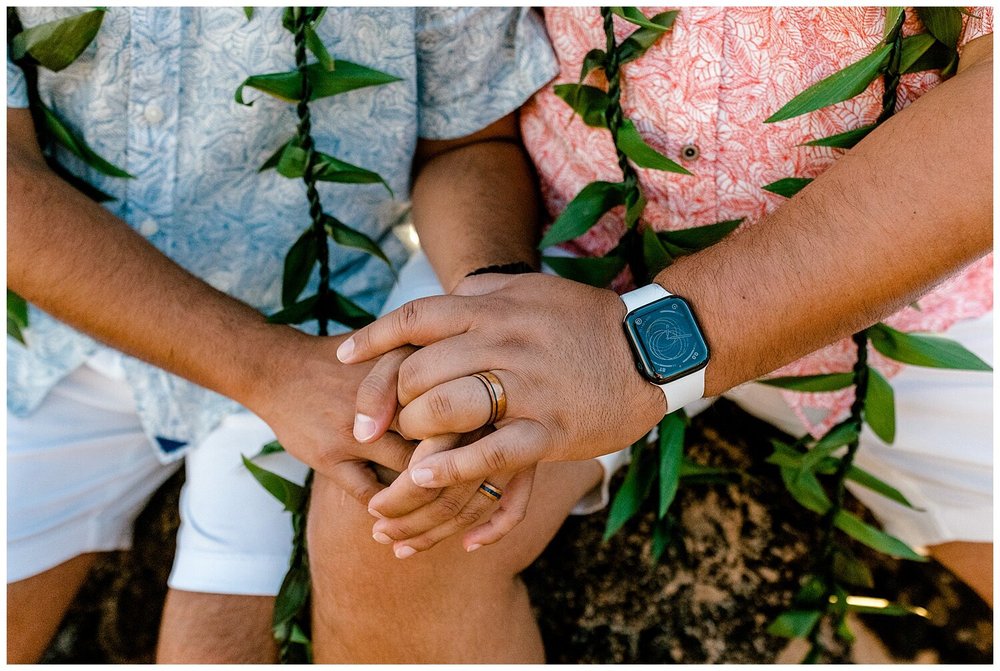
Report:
143,104,164,124
680,144,700,161
139,219,159,236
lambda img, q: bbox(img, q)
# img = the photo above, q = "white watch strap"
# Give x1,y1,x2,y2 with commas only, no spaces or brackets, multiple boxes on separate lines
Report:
621,283,670,311
621,284,706,414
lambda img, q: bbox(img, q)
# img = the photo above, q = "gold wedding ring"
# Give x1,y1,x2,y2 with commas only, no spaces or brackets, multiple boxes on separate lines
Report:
477,481,503,503
471,371,507,426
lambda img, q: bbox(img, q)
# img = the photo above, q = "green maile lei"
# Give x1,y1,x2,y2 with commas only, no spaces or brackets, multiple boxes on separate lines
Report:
549,6,991,662
8,6,399,663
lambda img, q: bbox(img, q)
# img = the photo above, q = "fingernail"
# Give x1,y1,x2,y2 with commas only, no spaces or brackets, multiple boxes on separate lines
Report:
411,468,434,486
466,544,482,553
372,532,393,545
353,414,377,441
395,546,416,559
368,507,384,519
336,338,355,362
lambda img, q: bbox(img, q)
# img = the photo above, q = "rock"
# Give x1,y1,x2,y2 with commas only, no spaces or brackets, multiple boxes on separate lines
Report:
42,401,992,663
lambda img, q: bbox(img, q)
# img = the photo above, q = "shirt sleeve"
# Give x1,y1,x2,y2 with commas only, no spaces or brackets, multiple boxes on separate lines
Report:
7,57,30,108
415,7,558,140
960,6,993,46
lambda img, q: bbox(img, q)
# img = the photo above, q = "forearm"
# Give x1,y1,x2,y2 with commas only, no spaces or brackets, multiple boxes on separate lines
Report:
411,115,540,292
7,110,299,408
656,50,992,397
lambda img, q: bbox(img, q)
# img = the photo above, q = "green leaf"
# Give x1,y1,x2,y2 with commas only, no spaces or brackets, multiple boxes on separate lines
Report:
264,140,392,194
272,564,310,627
657,219,741,253
276,141,309,178
898,33,938,73
40,103,133,178
903,39,955,74
241,455,305,512
798,419,860,473
836,614,856,644
678,457,735,482
543,253,626,288
765,43,892,123
767,609,822,639
868,322,991,371
650,516,673,562
306,25,335,72
834,510,926,561
845,464,916,509
617,120,691,174
253,440,286,459
794,575,827,606
268,294,320,325
235,61,401,105
552,84,611,128
11,9,105,72
883,7,904,40
780,466,831,515
762,177,812,198
289,623,311,645
604,440,657,541
313,153,393,194
658,413,685,518
281,7,326,33
619,11,680,64
760,372,854,392
624,186,646,229
916,7,963,50
7,289,29,345
259,140,290,172
643,227,674,277
323,291,376,330
864,367,896,444
539,181,628,249
801,124,876,150
282,229,319,307
610,7,671,32
812,420,860,455
325,215,392,267
243,7,254,21
833,548,875,588
579,48,606,81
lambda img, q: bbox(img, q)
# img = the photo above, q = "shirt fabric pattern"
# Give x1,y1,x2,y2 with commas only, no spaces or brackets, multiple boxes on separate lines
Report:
7,6,557,460
520,6,993,437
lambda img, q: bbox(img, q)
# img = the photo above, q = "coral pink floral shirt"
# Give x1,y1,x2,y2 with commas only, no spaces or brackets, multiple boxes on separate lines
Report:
521,7,993,437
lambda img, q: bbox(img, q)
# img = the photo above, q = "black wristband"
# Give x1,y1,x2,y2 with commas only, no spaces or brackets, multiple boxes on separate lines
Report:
466,262,537,277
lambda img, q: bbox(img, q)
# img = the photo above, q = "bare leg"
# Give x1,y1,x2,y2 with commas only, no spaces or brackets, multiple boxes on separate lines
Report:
156,590,278,663
309,460,603,663
7,553,98,663
930,541,993,608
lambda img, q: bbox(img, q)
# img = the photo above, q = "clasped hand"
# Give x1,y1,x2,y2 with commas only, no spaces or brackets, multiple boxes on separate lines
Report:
334,273,667,555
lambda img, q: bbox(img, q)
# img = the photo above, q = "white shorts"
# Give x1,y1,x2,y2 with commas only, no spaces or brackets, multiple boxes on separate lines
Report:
722,310,993,550
6,251,623,594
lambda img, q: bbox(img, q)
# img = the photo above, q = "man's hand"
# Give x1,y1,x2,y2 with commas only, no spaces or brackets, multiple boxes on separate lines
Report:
248,332,417,505
365,429,537,556
337,273,666,491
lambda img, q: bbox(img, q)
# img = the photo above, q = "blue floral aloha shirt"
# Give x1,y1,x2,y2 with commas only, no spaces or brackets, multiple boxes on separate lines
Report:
7,7,557,460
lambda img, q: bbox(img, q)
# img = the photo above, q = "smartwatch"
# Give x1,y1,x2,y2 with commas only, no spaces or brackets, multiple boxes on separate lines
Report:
621,284,710,414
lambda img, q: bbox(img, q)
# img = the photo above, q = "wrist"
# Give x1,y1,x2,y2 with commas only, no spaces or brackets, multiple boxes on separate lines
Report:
231,323,347,416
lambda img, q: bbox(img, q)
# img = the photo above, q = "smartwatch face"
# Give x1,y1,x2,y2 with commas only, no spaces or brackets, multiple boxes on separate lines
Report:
624,296,710,385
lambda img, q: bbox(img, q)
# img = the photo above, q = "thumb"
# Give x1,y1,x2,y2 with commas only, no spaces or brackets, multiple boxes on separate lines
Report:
353,346,413,443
